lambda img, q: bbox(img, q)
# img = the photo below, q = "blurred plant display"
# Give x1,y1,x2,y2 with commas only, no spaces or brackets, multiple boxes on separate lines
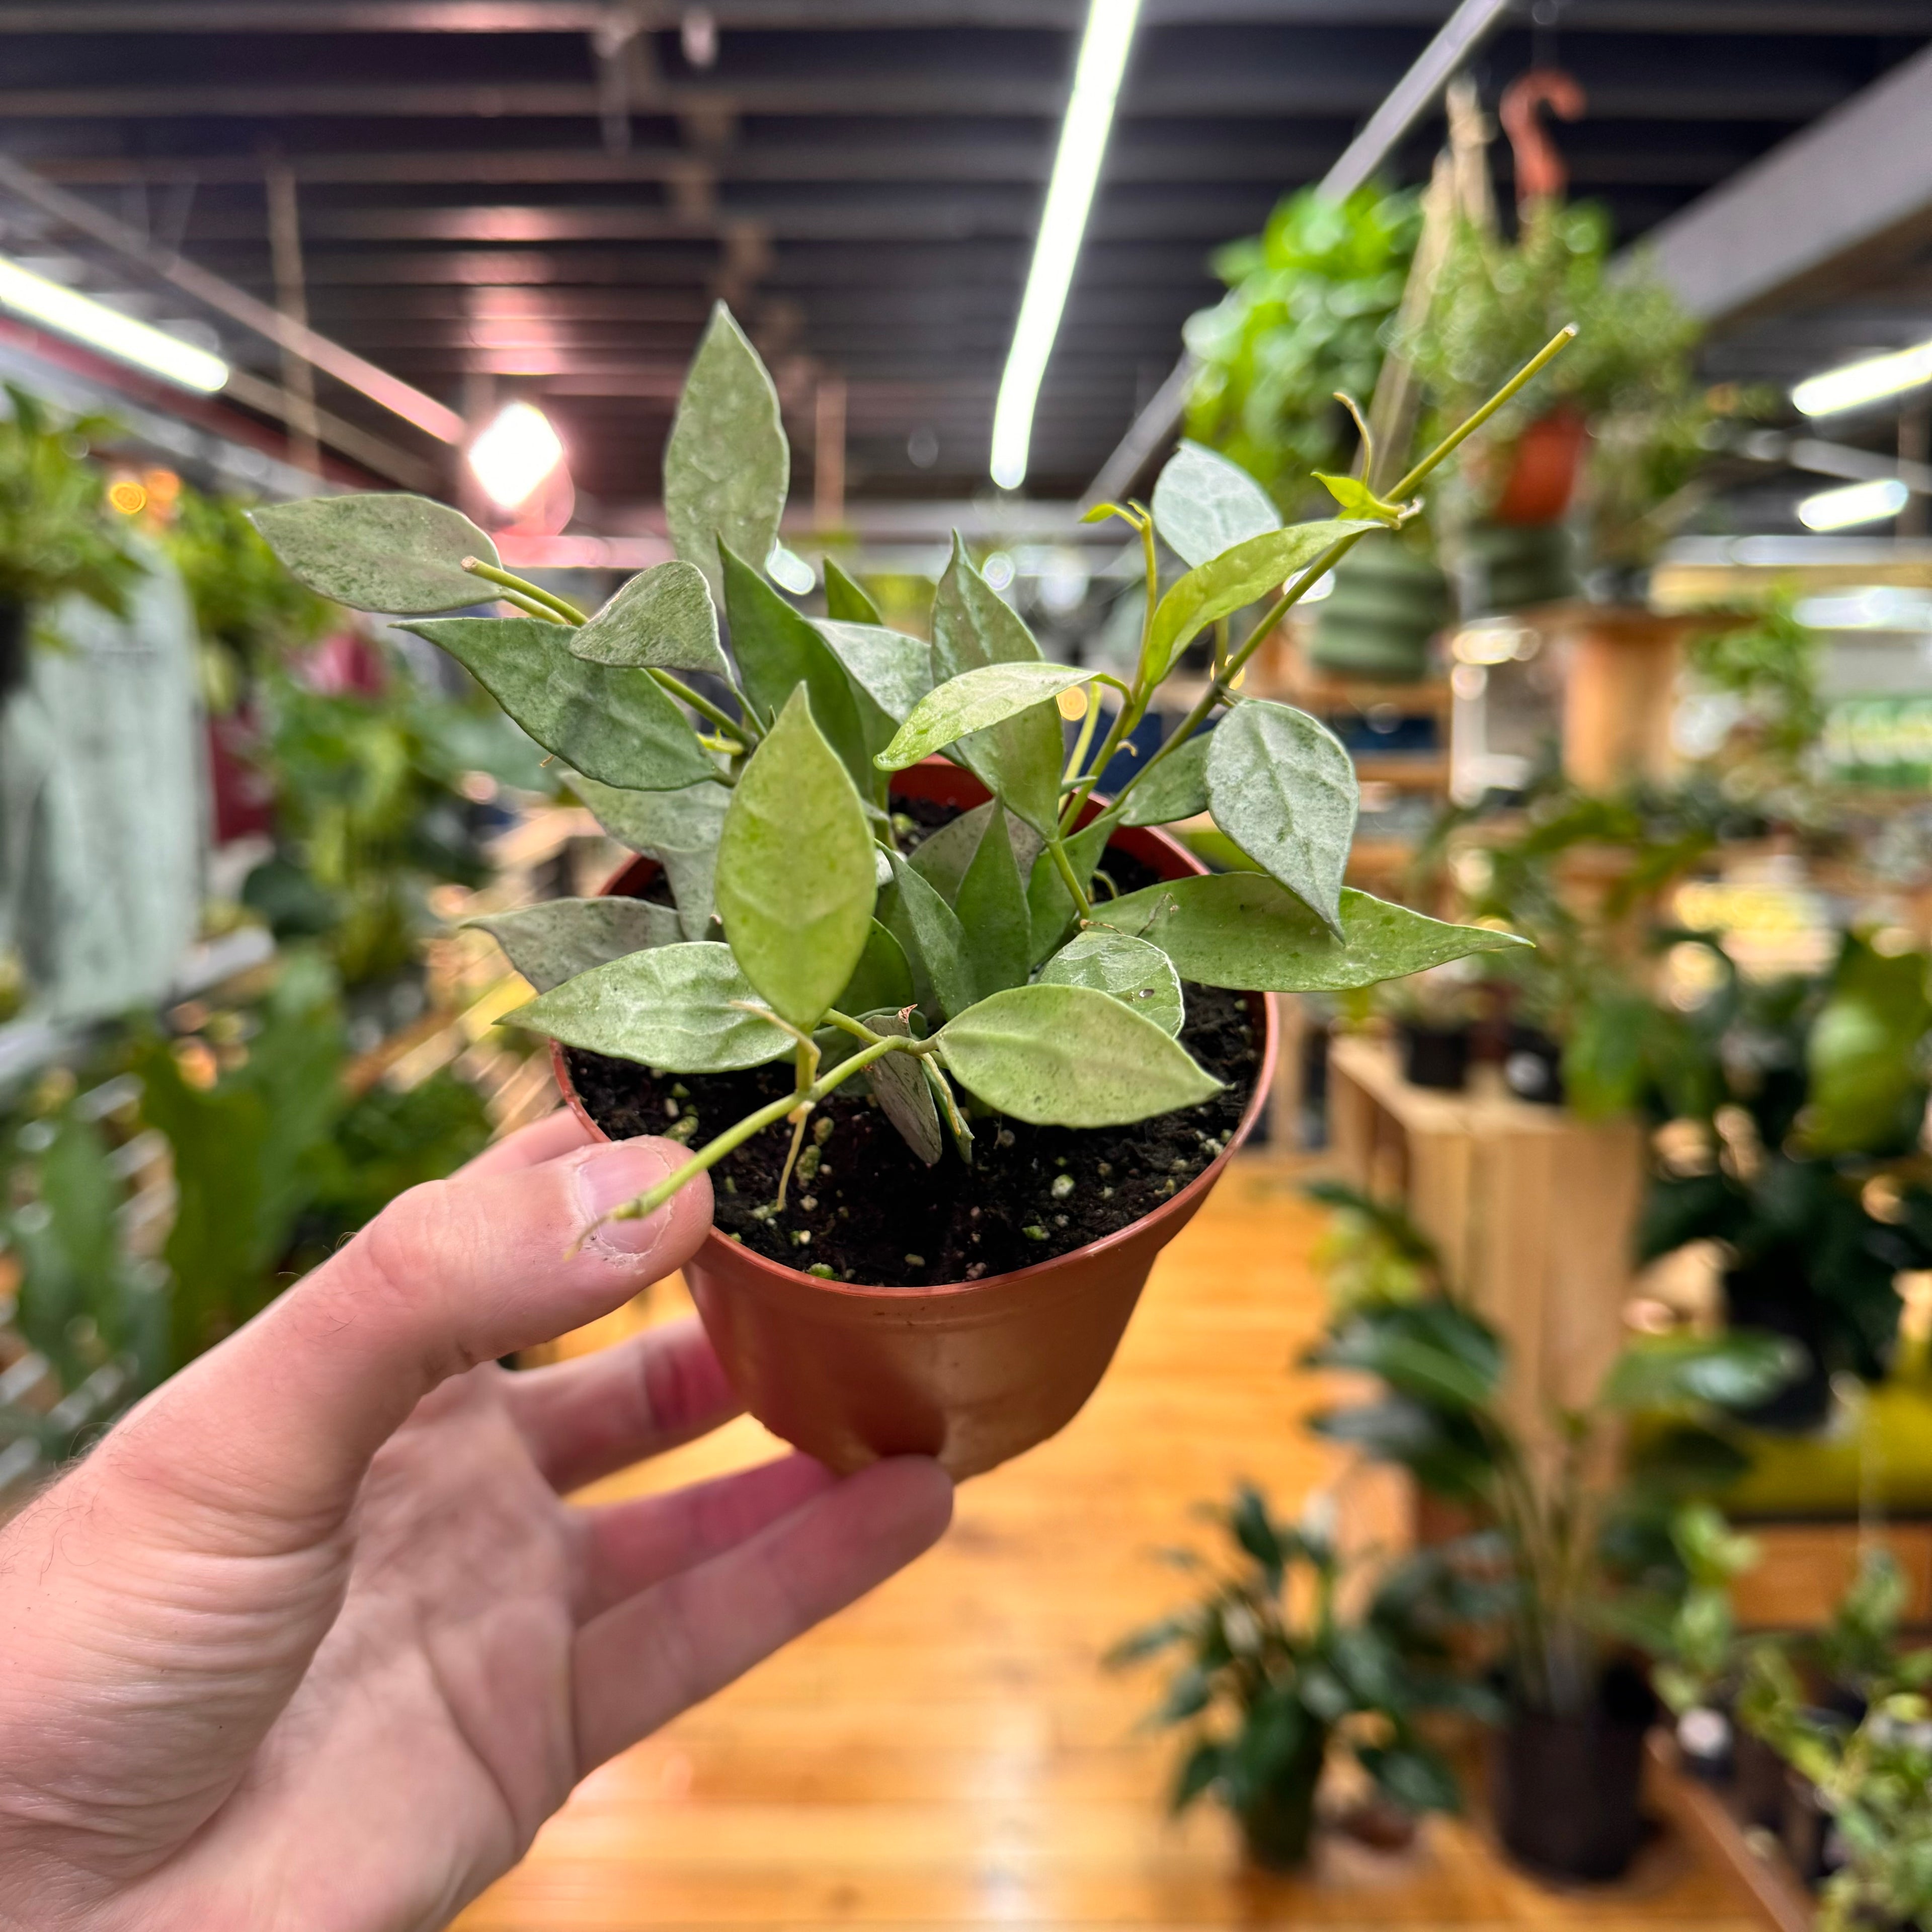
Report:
1182,183,1423,516
1108,1480,1488,1868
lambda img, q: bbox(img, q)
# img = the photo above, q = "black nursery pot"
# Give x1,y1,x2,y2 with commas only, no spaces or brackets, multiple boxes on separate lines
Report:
1490,1665,1656,1882
1501,1023,1564,1106
1399,1020,1471,1092
0,601,27,702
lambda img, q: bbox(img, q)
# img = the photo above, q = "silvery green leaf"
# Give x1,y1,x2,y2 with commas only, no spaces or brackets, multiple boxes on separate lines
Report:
813,619,932,723
1118,731,1214,828
823,558,882,625
1039,930,1184,1037
714,687,876,1030
1025,814,1112,966
884,850,977,1021
1145,519,1377,682
466,897,682,993
663,302,789,602
860,1010,943,1166
923,1057,976,1164
722,544,880,801
929,534,1063,835
1206,698,1357,937
571,773,727,939
954,805,1031,1000
938,984,1222,1127
568,559,729,678
1099,874,1530,992
1150,441,1281,569
835,920,915,1017
766,544,816,594
877,661,1091,772
405,617,718,792
251,494,498,615
502,941,791,1072
906,800,1044,907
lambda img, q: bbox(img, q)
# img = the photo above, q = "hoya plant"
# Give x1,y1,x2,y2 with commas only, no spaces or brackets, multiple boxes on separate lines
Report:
252,307,1569,1249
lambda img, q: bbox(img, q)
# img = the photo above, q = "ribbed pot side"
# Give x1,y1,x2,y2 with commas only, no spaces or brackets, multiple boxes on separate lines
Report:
553,759,1279,1480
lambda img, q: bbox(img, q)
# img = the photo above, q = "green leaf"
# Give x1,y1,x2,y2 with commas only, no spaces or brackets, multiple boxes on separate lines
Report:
1313,472,1406,526
906,799,1043,906
877,662,1090,771
571,774,728,939
835,920,915,1018
938,983,1222,1127
1099,875,1530,992
823,557,882,625
568,558,728,678
714,687,876,1030
1118,731,1213,828
503,941,791,1072
929,534,1063,835
466,897,682,993
884,850,978,1021
1026,814,1113,966
1599,1332,1803,1414
954,805,1032,1000
405,617,717,792
1310,1303,1504,1411
1804,934,1932,1155
1150,440,1281,568
1358,1742,1461,1817
721,543,879,799
1145,519,1377,682
1039,930,1184,1037
813,619,932,723
250,493,498,616
859,1010,943,1166
663,301,789,602
1205,698,1358,937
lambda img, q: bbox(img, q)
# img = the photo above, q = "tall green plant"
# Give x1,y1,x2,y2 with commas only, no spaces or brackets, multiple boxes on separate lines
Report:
253,306,1572,1246
0,385,139,616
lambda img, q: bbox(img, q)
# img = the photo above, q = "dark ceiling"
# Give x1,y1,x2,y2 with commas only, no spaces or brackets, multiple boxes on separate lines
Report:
2,0,1930,520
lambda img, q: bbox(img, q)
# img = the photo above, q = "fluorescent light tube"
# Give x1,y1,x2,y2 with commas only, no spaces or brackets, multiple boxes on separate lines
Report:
989,0,1141,492
1793,341,1932,417
468,400,565,510
0,254,227,393
1797,476,1910,531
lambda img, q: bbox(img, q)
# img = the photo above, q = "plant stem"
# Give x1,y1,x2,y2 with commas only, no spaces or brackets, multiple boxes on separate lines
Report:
649,666,761,743
597,1033,911,1233
462,557,589,623
499,590,567,624
1047,835,1095,920
1109,326,1578,821
1060,679,1103,788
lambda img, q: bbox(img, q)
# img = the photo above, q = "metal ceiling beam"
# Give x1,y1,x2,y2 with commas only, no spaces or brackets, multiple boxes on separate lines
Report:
0,153,465,442
1645,37,1932,325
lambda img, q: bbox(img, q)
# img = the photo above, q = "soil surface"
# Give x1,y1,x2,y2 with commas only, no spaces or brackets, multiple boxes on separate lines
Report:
566,806,1262,1288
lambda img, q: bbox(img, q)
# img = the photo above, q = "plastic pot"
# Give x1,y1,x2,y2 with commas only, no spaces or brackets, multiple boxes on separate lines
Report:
1501,1023,1564,1106
1490,1664,1656,1882
555,759,1278,1480
1238,1728,1327,1872
1398,1020,1471,1092
1493,407,1588,527
1308,535,1452,683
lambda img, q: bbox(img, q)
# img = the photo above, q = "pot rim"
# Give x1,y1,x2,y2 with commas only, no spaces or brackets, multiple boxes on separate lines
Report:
552,761,1279,1303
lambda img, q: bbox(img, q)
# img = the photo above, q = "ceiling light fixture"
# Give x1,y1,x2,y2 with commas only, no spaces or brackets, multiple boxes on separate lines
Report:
1793,341,1932,418
989,0,1141,492
0,253,227,393
467,400,565,511
1797,476,1910,531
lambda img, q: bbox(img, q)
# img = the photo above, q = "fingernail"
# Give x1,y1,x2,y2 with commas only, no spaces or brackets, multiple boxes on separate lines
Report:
575,1139,679,1260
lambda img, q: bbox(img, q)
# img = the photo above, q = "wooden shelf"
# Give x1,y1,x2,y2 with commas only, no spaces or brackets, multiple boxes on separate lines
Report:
1649,1734,1813,1932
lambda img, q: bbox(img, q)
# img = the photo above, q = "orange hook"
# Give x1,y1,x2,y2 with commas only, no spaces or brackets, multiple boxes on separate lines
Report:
1499,68,1585,207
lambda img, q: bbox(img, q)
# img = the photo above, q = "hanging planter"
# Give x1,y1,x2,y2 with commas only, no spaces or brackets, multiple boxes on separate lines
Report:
1491,405,1589,528
1308,534,1452,682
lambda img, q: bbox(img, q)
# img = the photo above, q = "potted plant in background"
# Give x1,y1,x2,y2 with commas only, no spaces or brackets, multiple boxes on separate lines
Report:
253,305,1567,1479
0,384,138,700
1108,1482,1490,1871
1377,962,1480,1092
1303,1184,1799,1880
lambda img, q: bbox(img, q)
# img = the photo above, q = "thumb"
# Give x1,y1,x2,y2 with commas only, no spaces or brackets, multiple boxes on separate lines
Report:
105,1136,712,1533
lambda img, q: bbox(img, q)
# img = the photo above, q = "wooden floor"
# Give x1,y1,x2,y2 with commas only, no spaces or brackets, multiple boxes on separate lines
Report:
457,1160,1764,1932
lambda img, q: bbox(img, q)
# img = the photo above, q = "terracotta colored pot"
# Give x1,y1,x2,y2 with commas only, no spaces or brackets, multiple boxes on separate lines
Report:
1491,406,1588,527
554,759,1278,1480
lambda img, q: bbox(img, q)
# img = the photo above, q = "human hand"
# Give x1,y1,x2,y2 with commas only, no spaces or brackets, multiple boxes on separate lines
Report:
0,1112,952,1932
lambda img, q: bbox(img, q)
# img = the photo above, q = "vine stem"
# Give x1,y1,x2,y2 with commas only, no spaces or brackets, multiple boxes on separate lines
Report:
649,667,758,744
462,557,588,623
593,1032,913,1236
1109,324,1579,818
1046,835,1095,920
